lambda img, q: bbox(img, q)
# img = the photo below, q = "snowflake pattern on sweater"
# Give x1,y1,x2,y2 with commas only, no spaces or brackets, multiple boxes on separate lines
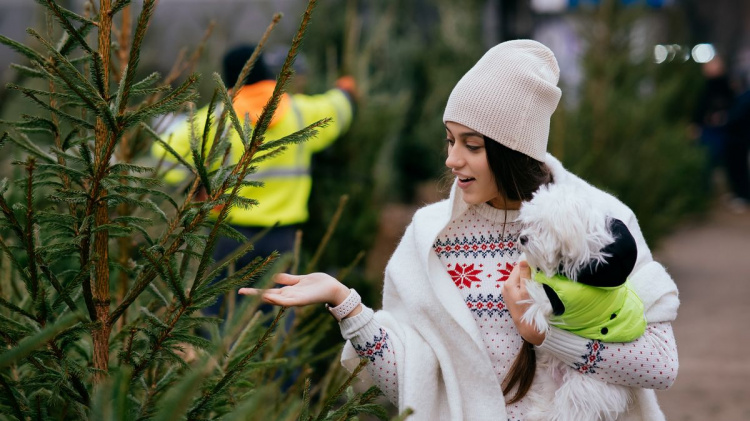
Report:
353,328,390,362
341,202,678,419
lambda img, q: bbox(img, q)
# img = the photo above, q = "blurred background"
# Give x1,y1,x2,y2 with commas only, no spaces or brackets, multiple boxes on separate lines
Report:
1,0,748,419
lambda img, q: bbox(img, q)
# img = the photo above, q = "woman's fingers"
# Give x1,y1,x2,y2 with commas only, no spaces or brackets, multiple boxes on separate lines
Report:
238,287,260,295
518,260,531,281
273,273,303,285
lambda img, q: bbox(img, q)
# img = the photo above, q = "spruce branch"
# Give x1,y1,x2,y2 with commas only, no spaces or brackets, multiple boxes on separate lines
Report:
231,13,283,97
23,159,40,302
25,28,117,131
0,375,25,421
207,14,279,161
9,86,95,129
117,0,156,115
193,253,277,306
0,296,37,322
9,63,46,79
0,34,47,63
36,259,79,314
4,84,82,104
256,118,330,153
36,0,98,26
0,185,27,242
187,6,318,291
111,0,132,16
0,311,82,370
186,307,288,420
305,194,348,273
123,73,199,130
251,0,318,150
141,247,187,306
38,0,95,55
313,358,368,421
130,303,191,379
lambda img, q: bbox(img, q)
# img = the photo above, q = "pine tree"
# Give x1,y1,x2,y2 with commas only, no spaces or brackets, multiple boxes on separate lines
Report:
0,1,395,419
549,0,708,243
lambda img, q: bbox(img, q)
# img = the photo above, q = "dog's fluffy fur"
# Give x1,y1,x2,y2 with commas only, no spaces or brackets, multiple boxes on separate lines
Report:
516,183,632,421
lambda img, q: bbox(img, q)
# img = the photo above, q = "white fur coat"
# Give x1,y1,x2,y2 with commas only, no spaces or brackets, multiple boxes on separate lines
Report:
341,154,680,421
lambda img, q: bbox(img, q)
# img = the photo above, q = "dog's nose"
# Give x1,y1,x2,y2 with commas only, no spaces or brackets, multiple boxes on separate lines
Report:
519,235,528,246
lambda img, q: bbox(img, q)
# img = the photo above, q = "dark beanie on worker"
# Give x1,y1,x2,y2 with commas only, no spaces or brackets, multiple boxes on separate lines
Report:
222,45,272,87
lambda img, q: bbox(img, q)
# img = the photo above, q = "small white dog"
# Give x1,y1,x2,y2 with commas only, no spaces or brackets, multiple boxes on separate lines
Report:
515,182,645,421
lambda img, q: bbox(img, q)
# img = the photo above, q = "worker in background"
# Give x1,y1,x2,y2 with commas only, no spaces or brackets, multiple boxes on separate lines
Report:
153,44,357,319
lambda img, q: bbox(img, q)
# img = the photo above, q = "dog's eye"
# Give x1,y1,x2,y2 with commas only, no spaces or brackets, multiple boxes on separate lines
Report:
519,235,528,246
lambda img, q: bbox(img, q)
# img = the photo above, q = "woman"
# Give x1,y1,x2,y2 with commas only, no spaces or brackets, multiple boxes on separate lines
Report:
239,40,679,421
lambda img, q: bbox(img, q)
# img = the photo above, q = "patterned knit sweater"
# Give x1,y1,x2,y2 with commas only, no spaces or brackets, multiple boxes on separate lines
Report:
340,203,678,420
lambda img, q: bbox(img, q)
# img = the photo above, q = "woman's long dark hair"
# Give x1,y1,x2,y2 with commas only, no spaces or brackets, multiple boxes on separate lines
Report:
484,136,552,404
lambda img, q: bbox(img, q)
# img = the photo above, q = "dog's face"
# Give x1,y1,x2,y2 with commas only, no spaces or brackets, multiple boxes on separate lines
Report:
518,184,614,280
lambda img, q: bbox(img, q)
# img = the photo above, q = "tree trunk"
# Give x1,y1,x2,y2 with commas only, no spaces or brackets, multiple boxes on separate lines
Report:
91,0,113,384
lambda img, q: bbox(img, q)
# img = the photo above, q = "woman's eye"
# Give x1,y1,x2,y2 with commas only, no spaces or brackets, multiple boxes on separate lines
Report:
466,144,481,151
445,138,455,147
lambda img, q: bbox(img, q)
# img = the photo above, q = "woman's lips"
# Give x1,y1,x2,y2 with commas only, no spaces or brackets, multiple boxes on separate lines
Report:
457,177,475,189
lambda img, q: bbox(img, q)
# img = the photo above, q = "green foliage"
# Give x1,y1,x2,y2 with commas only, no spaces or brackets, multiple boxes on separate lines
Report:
302,0,486,277
549,0,708,245
0,1,394,420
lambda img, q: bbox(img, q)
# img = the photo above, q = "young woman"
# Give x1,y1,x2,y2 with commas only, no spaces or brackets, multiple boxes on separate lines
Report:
239,40,679,421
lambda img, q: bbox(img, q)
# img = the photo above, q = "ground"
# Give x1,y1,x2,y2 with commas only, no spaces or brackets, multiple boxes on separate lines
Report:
654,205,750,420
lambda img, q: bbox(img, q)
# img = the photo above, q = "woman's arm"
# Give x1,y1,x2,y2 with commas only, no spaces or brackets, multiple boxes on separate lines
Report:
338,307,399,404
238,273,400,404
503,261,678,389
538,322,677,389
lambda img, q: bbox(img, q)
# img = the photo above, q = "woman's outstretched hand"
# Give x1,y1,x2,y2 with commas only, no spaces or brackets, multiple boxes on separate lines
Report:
238,272,351,308
504,261,546,346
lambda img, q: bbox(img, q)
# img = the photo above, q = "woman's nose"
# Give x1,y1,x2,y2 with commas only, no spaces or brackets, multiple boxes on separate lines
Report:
445,146,463,169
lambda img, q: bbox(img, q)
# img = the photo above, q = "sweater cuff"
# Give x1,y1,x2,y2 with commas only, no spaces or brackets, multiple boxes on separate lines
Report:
536,327,592,365
338,304,377,340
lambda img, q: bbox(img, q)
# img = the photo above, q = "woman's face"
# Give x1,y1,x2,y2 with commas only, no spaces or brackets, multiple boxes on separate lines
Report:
444,121,503,208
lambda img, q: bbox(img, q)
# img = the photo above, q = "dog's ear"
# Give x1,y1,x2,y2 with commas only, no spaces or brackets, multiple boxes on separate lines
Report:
575,218,637,287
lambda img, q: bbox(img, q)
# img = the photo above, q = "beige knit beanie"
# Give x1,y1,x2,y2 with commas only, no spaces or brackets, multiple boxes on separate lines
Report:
443,39,562,162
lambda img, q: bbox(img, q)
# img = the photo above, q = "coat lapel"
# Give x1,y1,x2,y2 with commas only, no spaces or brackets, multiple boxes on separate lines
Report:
411,183,497,371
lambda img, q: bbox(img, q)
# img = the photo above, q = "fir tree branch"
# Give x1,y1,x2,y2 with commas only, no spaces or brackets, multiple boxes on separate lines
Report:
250,0,318,150
36,260,79,314
0,186,27,242
0,311,82,370
305,194,348,273
111,0,132,16
0,297,37,322
25,28,116,131
141,247,187,306
207,14,279,162
140,123,197,175
23,159,40,301
130,304,190,379
0,34,46,63
186,307,288,420
48,341,90,405
9,86,94,130
313,359,369,421
0,375,25,421
123,73,199,130
189,1,319,297
231,13,282,97
117,0,155,115
39,0,95,55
